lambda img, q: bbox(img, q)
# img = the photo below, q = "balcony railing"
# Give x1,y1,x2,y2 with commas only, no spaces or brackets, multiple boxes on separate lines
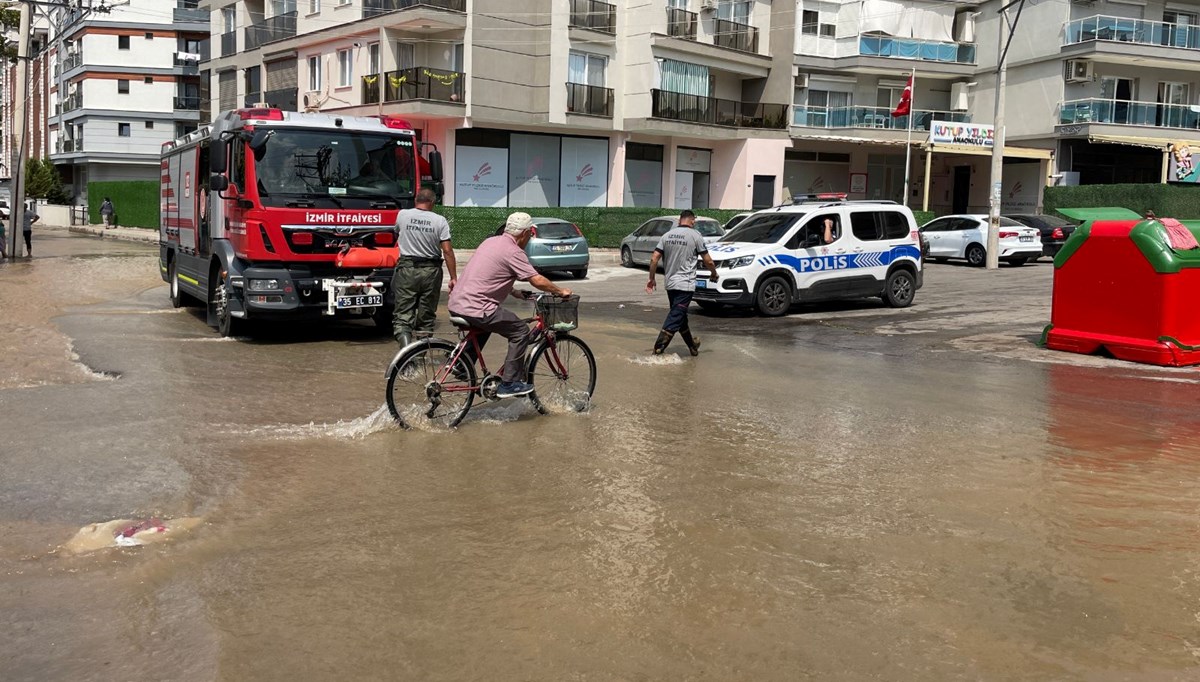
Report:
1060,97,1200,130
220,31,236,57
859,35,976,64
174,95,201,110
363,0,466,18
569,0,615,34
1065,14,1200,49
173,7,207,23
667,7,697,40
651,89,787,129
58,137,82,153
244,12,297,51
566,82,613,117
361,67,465,105
713,18,758,53
792,105,970,130
61,52,82,72
59,92,82,114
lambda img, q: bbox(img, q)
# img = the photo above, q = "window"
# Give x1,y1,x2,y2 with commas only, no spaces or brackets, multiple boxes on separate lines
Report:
722,214,800,244
222,6,236,33
145,32,154,40
717,0,751,24
230,137,245,189
117,79,130,94
453,43,465,72
849,211,911,241
801,10,819,35
145,121,154,129
307,54,322,92
568,51,607,86
144,76,154,84
118,35,130,49
880,211,910,239
395,42,415,70
118,122,131,137
851,212,883,241
309,0,320,13
367,43,380,75
820,23,836,38
337,48,352,87
648,220,671,237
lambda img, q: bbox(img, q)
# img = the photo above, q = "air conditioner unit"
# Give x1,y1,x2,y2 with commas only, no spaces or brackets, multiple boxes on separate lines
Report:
303,91,323,111
950,82,970,111
1066,59,1093,83
699,0,717,12
795,73,809,89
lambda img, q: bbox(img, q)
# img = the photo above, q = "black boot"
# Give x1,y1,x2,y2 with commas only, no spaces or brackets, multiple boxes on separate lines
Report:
679,327,700,356
653,330,674,355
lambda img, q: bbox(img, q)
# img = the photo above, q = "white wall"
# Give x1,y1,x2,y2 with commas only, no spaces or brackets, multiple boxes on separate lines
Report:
82,118,175,156
81,78,175,114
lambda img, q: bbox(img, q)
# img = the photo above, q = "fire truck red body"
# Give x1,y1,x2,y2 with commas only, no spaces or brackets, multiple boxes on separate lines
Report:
159,107,442,336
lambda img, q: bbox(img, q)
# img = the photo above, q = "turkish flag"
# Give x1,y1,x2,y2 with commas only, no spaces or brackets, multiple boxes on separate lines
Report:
891,75,913,117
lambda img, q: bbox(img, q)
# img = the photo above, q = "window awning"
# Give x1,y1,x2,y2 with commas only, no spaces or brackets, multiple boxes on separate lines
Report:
1087,134,1178,150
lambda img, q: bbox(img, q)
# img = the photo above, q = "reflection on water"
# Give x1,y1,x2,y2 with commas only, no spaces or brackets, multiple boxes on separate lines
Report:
5,233,1200,679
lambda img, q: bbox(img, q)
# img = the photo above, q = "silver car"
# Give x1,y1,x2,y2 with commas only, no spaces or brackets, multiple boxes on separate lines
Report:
619,215,724,267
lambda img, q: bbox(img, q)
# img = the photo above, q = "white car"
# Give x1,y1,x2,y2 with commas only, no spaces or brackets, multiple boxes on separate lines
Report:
693,199,923,316
920,214,1042,266
619,215,725,267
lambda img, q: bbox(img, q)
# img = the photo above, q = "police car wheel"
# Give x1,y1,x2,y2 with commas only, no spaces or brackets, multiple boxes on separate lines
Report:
755,276,792,317
883,269,916,308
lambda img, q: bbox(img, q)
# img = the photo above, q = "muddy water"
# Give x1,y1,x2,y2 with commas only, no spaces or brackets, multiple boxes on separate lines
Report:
5,232,1200,680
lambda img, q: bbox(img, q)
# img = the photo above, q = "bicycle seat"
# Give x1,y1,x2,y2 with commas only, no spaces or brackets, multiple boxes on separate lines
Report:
449,315,472,328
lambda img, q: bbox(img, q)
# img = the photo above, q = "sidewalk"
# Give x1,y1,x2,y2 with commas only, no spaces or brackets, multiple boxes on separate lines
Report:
40,222,622,263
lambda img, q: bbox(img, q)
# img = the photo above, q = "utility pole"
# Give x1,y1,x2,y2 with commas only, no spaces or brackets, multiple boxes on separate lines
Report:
10,0,30,257
987,0,1026,270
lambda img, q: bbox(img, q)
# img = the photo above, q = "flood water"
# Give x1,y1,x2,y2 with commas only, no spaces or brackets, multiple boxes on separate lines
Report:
4,232,1200,680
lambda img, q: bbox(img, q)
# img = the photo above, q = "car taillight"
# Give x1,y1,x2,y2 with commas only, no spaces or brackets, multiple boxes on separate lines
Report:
373,231,396,246
1051,227,1064,239
291,232,313,245
572,223,582,237
999,231,1018,239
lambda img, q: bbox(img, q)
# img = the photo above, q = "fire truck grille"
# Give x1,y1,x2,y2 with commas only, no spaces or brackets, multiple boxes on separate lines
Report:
284,228,391,254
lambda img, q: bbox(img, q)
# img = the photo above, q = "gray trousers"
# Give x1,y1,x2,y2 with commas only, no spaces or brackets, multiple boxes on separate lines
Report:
453,306,536,383
391,261,443,341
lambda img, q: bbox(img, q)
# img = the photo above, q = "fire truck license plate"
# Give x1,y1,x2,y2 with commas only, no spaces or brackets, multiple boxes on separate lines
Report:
336,294,383,309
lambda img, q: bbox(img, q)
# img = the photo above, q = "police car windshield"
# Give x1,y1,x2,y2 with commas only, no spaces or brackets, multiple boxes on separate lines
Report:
720,214,798,244
254,129,416,200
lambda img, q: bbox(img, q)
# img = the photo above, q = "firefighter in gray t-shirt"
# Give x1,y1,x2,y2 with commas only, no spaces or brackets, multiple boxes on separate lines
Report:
646,210,719,356
391,187,457,347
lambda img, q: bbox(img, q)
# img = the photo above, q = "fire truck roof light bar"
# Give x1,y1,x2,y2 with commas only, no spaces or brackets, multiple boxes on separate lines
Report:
237,107,285,121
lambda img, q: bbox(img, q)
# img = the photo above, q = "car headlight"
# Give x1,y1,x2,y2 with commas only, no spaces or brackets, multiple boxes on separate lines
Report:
725,256,755,269
248,278,281,292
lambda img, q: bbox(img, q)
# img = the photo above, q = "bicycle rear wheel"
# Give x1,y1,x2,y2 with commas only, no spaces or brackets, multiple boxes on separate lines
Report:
386,339,476,429
527,334,596,415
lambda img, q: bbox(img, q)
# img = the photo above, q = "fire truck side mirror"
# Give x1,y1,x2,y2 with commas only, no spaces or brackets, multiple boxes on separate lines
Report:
210,174,229,193
428,149,444,183
209,140,227,174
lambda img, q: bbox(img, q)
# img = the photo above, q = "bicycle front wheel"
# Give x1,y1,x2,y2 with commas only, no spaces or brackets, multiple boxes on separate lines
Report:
386,340,476,429
527,334,596,415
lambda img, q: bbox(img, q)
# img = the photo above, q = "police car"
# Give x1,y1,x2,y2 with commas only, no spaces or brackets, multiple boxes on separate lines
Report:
693,195,923,316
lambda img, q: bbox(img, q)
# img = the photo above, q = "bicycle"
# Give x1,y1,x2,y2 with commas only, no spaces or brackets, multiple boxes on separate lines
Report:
384,293,597,429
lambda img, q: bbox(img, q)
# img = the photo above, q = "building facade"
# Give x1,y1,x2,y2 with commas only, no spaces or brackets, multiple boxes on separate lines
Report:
47,0,209,201
2,16,51,183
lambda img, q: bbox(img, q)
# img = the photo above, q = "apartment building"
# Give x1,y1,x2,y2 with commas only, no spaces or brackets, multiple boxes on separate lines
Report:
47,0,210,200
1,18,51,182
202,0,796,209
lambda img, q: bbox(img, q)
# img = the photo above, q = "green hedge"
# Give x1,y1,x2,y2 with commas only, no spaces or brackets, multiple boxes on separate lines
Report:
1045,184,1200,219
87,181,160,229
435,206,747,249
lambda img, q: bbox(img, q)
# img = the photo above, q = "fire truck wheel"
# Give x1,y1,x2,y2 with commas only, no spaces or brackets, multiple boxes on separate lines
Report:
169,258,183,308
210,273,243,338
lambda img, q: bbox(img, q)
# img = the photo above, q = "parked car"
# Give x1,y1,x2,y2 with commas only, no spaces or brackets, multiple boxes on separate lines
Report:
723,212,753,232
492,217,590,278
0,200,9,221
619,215,724,267
919,214,1042,266
693,200,924,316
1005,213,1077,258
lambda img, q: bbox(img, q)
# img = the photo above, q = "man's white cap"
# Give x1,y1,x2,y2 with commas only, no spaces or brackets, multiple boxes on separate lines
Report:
505,212,534,234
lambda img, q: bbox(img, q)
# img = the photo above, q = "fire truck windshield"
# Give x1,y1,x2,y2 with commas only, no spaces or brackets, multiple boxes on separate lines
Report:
253,128,416,204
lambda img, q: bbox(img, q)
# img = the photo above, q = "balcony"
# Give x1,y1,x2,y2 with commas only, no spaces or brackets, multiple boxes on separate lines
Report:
1060,98,1200,130
793,105,970,131
650,89,787,129
174,96,201,110
667,7,697,40
569,0,615,34
59,92,82,114
361,67,465,105
566,82,613,117
220,31,236,57
58,137,82,153
713,18,758,53
173,7,208,23
363,0,466,18
1065,14,1200,50
859,35,976,65
244,12,297,51
61,52,82,72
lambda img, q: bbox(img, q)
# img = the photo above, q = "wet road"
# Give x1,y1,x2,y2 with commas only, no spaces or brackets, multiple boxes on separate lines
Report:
3,231,1200,681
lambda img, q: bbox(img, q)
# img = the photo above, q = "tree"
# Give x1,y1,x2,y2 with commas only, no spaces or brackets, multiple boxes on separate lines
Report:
0,5,19,64
25,157,70,204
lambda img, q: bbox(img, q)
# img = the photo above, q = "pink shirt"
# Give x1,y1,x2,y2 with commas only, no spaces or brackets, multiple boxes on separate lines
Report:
448,234,539,318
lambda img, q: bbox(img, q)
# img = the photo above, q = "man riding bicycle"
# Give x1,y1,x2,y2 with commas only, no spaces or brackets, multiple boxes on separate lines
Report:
448,212,572,398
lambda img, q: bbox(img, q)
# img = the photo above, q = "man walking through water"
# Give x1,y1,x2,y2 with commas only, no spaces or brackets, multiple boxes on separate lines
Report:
647,210,719,356
392,187,457,347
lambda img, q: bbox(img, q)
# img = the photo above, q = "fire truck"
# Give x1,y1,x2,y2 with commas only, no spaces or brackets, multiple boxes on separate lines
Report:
160,107,442,336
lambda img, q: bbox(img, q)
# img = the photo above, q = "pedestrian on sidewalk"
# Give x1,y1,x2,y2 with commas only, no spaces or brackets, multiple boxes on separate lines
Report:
100,198,114,228
391,187,457,347
22,206,38,257
646,210,719,356
0,220,7,259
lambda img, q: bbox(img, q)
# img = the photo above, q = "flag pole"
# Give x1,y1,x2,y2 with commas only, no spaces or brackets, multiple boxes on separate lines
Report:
902,67,915,207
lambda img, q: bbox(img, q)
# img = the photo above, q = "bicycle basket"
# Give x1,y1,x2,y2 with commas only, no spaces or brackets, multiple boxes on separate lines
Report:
537,295,580,332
